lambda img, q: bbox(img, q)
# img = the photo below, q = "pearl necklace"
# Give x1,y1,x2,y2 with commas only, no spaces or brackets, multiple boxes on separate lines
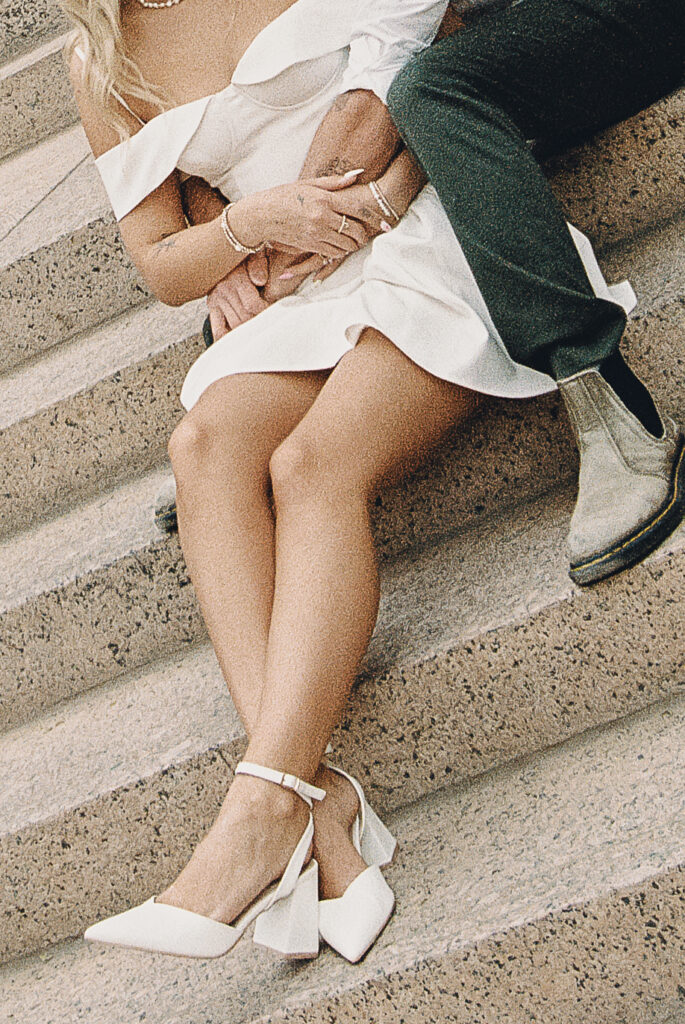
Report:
136,0,184,8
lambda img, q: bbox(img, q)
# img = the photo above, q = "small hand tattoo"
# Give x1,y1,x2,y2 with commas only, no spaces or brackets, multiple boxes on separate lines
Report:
296,193,305,206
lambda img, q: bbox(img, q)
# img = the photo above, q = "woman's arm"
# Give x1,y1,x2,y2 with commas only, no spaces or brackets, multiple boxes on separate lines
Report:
70,57,251,305
71,55,372,307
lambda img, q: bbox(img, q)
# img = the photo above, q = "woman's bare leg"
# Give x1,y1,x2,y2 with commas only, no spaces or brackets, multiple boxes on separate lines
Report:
162,329,479,923
166,367,366,903
168,369,327,728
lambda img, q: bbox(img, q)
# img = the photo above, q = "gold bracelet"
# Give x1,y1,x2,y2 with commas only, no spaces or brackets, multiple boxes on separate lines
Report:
220,203,266,255
368,180,400,224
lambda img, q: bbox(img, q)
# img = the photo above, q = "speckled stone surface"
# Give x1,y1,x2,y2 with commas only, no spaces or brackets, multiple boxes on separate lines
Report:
0,302,205,539
548,90,685,251
0,0,68,63
0,35,78,161
1,696,683,1019
0,487,683,956
0,155,149,373
0,125,88,242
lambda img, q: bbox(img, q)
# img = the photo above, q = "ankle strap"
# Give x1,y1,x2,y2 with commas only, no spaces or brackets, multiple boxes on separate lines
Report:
235,761,326,807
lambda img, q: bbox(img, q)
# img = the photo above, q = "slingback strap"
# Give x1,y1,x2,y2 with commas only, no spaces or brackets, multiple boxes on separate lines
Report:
235,761,326,808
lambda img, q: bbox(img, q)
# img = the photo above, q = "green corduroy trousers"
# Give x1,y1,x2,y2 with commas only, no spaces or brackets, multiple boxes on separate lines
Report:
387,0,685,380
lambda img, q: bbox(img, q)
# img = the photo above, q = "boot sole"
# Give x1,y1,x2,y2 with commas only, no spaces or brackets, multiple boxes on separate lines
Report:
569,434,685,586
154,501,178,534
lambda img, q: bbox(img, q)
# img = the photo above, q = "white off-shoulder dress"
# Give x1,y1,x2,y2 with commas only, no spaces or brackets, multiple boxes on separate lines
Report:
93,0,635,411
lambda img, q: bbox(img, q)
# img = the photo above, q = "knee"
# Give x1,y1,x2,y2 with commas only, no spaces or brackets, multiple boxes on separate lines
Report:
388,42,485,136
269,437,319,509
168,410,216,479
269,435,365,511
168,396,253,485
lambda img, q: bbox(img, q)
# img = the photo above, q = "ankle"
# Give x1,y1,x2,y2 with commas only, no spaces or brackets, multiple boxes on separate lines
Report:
599,352,663,438
229,775,308,825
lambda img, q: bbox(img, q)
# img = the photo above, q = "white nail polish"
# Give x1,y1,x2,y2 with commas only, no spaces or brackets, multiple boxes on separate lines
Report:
343,168,365,179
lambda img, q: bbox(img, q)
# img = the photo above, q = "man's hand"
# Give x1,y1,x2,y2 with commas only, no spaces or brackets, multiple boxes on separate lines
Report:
207,252,270,337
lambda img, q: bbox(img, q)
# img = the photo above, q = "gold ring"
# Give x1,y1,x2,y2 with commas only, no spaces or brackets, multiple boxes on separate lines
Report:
337,214,348,234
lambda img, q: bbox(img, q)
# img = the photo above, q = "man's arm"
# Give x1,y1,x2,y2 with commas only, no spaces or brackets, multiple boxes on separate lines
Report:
263,89,405,296
300,90,401,182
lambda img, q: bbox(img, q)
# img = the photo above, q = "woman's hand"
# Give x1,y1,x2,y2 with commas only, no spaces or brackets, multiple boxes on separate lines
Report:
227,173,377,258
264,151,429,293
206,251,270,336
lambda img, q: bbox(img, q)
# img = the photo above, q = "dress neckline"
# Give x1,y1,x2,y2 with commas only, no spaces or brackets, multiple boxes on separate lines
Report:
103,0,311,150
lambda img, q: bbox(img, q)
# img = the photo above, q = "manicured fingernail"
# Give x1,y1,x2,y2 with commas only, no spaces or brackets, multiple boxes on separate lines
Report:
343,168,365,178
279,271,295,280
381,220,392,232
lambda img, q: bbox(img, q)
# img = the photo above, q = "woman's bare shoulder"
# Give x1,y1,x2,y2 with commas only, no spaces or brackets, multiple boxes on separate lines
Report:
68,46,145,159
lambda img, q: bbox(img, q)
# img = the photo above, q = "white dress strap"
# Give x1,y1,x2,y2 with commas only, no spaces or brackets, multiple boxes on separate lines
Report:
94,95,212,220
73,44,146,127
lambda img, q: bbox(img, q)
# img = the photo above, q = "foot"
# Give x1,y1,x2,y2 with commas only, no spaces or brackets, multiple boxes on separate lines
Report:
559,368,685,585
157,774,310,925
312,765,369,901
154,479,178,534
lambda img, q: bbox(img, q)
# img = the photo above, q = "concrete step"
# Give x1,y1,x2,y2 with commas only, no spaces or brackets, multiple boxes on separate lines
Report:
0,124,88,242
0,485,683,957
0,139,149,375
548,87,685,251
0,0,68,64
0,297,206,539
0,34,77,161
0,86,681,377
0,207,683,542
2,341,685,731
1,693,683,1020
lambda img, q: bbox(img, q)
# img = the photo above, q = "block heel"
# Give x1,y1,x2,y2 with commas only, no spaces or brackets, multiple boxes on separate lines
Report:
253,860,320,958
84,762,326,959
360,802,397,868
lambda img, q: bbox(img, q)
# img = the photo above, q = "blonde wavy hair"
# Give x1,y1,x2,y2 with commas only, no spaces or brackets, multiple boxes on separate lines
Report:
62,0,166,137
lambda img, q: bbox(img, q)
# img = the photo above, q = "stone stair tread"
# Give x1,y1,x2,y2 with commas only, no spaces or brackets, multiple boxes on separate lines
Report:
0,33,78,162
600,213,685,314
1,480,683,835
0,124,88,245
0,0,68,65
2,694,684,1021
0,466,170,616
0,146,105,267
0,296,204,431
0,30,66,82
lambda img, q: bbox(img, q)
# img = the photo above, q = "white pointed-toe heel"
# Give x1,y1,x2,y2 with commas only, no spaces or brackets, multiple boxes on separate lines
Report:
318,763,396,962
84,761,326,959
